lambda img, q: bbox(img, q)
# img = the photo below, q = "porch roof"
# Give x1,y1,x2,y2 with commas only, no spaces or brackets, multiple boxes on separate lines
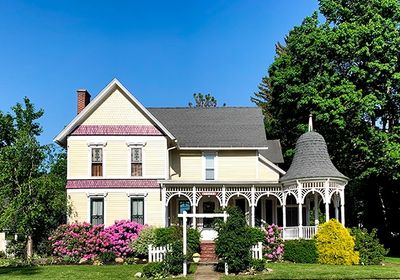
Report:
160,180,281,186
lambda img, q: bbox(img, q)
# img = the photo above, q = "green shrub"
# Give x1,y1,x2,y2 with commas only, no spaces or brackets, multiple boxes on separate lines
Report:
284,239,317,263
164,240,185,275
351,228,388,265
97,251,116,264
215,207,253,273
143,262,167,278
247,227,265,244
315,219,359,265
130,226,156,257
250,258,266,271
154,227,180,247
6,239,26,259
187,228,201,255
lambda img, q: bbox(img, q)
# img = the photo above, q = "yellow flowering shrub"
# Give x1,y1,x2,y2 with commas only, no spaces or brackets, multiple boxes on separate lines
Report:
315,219,359,265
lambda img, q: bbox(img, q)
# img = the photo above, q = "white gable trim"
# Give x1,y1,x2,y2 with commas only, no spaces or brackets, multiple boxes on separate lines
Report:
258,154,286,175
54,78,175,145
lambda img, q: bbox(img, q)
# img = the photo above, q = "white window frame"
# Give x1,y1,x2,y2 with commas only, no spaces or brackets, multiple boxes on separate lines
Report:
127,142,146,178
87,142,107,178
202,151,218,181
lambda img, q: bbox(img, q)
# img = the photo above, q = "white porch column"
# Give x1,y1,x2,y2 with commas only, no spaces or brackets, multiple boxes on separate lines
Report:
222,185,226,207
251,185,255,227
305,197,310,226
314,193,319,226
161,185,168,227
192,186,196,229
297,181,303,238
340,191,345,226
325,179,330,222
282,203,286,239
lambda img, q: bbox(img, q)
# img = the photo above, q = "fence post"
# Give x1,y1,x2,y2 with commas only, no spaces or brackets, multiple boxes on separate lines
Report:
148,245,152,263
225,261,229,275
183,211,187,277
258,242,262,259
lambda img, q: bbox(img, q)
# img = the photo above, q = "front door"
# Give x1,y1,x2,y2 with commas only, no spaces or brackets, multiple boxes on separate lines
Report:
203,201,215,228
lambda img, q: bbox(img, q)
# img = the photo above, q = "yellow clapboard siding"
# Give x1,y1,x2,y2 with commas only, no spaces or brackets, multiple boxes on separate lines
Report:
258,160,280,181
146,191,164,227
106,192,129,226
144,139,166,177
83,88,155,126
218,150,257,180
68,192,88,223
105,141,129,177
172,151,202,180
68,140,88,177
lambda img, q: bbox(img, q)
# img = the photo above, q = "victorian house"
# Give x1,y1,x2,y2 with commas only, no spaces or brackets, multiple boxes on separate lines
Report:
54,79,348,240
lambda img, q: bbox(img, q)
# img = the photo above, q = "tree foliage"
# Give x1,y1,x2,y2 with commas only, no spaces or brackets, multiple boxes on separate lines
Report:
253,0,400,254
0,97,68,257
188,93,226,107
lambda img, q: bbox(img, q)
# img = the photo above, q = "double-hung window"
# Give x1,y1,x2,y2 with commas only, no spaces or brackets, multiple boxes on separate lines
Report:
131,147,142,177
131,197,144,224
91,147,103,177
90,197,104,225
204,152,216,180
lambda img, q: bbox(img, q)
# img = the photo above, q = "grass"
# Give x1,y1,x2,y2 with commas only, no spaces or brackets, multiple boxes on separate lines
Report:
221,257,400,279
0,264,193,280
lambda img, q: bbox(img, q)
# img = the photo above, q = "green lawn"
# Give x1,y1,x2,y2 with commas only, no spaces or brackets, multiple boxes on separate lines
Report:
222,257,400,279
0,264,195,280
0,265,144,280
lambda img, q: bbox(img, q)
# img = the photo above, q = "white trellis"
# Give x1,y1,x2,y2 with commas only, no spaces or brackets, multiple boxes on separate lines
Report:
178,211,228,276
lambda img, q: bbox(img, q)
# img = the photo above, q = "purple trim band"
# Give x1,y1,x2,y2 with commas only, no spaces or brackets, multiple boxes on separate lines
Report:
71,125,163,136
66,179,160,189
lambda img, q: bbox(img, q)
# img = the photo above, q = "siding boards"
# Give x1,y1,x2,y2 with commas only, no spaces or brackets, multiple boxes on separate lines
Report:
82,89,155,126
218,151,257,180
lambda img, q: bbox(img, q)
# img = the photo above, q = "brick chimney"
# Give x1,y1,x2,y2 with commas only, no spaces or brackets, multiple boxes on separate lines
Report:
76,89,91,114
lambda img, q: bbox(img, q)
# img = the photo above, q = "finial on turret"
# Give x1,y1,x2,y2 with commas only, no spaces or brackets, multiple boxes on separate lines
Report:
308,113,313,132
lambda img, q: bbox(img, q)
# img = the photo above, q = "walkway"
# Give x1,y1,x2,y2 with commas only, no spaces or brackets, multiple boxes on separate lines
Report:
194,265,220,280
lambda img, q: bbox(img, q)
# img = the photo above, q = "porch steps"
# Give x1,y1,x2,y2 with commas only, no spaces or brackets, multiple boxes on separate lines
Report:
200,241,218,262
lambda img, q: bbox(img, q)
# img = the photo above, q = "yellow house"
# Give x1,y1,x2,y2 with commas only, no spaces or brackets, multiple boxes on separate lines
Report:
55,79,348,240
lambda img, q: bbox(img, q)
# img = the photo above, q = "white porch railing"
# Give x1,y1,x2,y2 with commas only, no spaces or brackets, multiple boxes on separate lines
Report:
302,226,317,239
148,244,170,262
251,242,263,259
282,226,317,240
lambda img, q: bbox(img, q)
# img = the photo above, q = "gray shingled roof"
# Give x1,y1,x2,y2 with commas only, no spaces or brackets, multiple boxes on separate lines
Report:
280,131,348,182
259,140,284,163
148,107,269,148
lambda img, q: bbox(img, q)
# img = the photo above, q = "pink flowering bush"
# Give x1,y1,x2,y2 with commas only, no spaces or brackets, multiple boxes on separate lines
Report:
263,224,284,261
49,220,144,262
49,222,110,262
103,220,145,257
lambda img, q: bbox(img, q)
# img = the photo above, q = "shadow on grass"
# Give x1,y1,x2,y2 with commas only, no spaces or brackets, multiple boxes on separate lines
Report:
0,266,41,276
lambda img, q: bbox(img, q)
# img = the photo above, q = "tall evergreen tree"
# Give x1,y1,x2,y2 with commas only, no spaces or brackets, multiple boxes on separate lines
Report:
253,0,400,253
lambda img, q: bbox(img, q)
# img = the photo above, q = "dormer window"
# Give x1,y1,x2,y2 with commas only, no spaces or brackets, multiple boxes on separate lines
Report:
91,147,103,177
131,147,143,177
204,152,216,180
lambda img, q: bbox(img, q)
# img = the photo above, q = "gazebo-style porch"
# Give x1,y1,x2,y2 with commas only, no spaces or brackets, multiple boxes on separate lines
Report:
161,178,346,240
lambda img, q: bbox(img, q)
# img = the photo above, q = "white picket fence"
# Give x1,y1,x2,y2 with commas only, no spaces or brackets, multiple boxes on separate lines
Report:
148,242,263,263
148,244,170,262
251,242,263,259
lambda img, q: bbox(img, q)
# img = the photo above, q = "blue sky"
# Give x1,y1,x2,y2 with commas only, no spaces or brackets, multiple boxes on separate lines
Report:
0,1,319,144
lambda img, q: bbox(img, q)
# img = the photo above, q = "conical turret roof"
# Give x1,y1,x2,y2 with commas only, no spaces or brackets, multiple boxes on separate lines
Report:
280,131,348,182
